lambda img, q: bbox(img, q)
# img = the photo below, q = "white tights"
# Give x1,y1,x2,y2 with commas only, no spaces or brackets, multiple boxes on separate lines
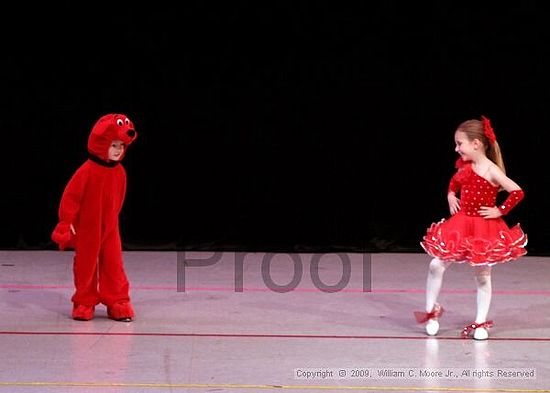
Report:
425,258,492,323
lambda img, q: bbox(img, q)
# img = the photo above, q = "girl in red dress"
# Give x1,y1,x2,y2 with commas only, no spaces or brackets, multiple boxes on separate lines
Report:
415,116,527,340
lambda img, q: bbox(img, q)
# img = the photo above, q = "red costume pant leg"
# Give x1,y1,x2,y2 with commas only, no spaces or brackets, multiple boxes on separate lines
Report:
98,228,130,307
71,236,101,307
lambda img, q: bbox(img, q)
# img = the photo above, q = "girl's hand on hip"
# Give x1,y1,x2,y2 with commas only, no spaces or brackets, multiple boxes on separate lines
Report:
478,206,502,219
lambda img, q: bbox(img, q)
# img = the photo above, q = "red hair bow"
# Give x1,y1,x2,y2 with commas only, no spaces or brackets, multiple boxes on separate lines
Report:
481,115,497,143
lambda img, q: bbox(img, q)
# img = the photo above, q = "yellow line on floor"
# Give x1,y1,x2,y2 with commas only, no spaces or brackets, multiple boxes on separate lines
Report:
1,381,550,392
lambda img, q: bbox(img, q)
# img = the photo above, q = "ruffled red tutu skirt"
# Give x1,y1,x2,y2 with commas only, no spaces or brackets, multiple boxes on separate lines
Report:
421,212,527,265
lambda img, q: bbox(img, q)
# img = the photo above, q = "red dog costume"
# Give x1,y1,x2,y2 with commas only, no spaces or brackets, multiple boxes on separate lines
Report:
52,114,138,321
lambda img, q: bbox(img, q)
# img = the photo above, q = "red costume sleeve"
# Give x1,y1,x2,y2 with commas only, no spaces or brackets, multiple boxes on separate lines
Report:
119,168,127,213
448,172,461,194
448,159,471,194
51,167,88,250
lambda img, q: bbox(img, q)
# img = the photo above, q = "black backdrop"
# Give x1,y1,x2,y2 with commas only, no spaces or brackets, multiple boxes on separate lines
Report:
2,3,549,253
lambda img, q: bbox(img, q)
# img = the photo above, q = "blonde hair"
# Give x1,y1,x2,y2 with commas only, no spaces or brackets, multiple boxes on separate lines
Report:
456,119,505,173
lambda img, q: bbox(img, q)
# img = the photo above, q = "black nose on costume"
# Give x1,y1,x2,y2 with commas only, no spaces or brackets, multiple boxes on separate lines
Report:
127,130,136,138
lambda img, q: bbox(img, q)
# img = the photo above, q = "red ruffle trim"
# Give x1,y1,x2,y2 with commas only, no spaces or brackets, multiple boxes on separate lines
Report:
421,216,527,265
455,157,469,169
453,160,472,182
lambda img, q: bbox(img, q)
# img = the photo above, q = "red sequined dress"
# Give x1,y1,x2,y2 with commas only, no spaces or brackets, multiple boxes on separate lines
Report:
421,161,527,265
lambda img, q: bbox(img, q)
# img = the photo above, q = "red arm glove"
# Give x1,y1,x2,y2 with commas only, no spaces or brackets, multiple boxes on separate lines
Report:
498,189,524,216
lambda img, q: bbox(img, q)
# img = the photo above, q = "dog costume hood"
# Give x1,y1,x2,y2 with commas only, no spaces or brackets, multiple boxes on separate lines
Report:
88,113,138,161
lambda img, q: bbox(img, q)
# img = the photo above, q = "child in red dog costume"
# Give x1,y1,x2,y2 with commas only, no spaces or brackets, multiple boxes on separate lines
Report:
52,113,138,321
